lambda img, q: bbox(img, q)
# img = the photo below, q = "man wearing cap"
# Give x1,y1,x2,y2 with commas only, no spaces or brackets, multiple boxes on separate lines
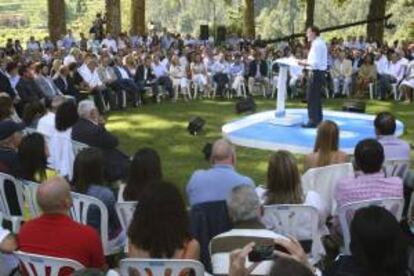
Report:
0,120,24,177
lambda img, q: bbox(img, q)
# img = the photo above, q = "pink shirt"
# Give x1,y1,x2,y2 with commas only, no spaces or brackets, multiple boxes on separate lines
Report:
335,172,403,209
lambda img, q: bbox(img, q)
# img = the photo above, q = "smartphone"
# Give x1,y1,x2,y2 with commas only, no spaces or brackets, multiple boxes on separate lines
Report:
248,245,275,262
299,239,313,254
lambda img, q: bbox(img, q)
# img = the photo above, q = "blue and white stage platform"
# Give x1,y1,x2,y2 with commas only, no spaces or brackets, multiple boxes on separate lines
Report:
222,108,405,155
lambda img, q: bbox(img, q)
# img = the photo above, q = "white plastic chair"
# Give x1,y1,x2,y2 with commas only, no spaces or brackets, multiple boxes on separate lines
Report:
70,192,122,256
72,140,89,156
263,204,321,263
302,163,354,215
383,159,411,180
338,197,404,254
14,251,84,276
115,201,137,232
0,173,25,233
21,180,42,218
120,258,205,276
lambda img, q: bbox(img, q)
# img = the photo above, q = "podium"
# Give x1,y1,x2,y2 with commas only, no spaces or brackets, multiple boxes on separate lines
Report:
269,57,304,126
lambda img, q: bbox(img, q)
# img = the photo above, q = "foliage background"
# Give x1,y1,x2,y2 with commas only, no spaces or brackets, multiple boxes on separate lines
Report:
0,0,412,45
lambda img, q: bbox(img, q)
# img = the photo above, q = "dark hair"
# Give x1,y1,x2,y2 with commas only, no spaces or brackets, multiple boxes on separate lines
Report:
374,112,396,136
18,65,29,77
354,139,384,174
22,102,46,127
350,206,408,276
128,180,192,258
0,95,13,120
55,100,78,131
73,148,105,193
308,26,320,36
269,257,314,276
123,148,162,201
5,62,18,73
18,133,48,182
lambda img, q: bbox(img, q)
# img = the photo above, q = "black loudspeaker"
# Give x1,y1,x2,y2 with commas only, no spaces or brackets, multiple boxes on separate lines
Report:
342,100,366,113
200,25,209,41
202,142,213,161
216,25,227,44
236,97,256,114
188,117,206,135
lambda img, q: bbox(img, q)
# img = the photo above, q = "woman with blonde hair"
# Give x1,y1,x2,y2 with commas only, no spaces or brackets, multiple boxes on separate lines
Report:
50,59,62,78
304,120,348,171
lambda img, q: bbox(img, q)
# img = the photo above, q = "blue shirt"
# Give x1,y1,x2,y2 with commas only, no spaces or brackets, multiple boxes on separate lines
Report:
186,164,255,206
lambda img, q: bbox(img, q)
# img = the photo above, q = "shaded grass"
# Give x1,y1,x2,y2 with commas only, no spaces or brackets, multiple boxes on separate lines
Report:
106,98,414,194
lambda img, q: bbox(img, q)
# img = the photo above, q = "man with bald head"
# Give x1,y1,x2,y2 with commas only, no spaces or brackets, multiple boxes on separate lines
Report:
186,139,254,206
18,176,106,271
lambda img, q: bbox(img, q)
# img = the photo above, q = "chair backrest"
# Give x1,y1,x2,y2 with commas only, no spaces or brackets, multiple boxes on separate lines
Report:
115,201,137,232
383,159,411,180
14,251,84,276
0,173,25,232
72,140,89,156
263,204,319,242
48,130,74,179
302,163,354,214
120,258,205,276
338,197,404,254
21,180,42,218
70,192,111,255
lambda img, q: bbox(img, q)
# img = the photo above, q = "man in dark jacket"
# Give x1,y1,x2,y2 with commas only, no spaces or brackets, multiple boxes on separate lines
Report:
71,99,129,182
134,56,158,102
16,65,44,107
247,51,269,96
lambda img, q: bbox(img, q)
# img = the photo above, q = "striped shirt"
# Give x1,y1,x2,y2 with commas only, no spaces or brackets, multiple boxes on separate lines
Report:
335,172,403,209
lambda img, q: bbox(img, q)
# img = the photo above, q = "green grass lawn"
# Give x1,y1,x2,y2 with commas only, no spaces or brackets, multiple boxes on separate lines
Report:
106,97,414,195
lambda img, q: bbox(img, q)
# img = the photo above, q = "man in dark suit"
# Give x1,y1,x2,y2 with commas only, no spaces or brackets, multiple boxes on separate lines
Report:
71,99,130,182
134,56,158,102
247,51,269,96
16,65,44,107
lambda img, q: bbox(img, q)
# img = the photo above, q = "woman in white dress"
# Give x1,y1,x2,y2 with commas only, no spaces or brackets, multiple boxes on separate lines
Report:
190,53,209,95
169,55,189,100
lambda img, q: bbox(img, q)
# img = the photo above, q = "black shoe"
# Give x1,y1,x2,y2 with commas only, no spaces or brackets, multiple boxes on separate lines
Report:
302,122,317,128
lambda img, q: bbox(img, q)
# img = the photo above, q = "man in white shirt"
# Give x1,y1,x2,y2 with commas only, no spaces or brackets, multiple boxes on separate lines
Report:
78,56,114,113
101,34,118,54
213,54,230,96
331,49,352,96
298,26,327,128
152,55,174,100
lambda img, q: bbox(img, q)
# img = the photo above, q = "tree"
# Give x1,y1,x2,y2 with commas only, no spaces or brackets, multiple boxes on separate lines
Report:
243,0,255,38
304,0,315,30
47,0,66,42
106,0,122,35
366,0,387,43
131,0,146,35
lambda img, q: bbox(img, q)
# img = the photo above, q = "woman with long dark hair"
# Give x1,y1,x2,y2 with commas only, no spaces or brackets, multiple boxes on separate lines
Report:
128,180,200,259
18,133,49,182
72,147,124,247
122,148,162,201
304,120,348,171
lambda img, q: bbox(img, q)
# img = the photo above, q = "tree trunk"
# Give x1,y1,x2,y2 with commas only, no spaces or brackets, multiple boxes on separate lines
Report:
47,0,66,43
106,0,122,35
131,0,146,35
243,0,255,38
304,0,315,30
367,0,387,43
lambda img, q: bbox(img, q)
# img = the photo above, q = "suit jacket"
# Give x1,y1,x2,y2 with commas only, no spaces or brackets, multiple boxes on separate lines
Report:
248,59,268,78
134,65,156,84
53,75,69,95
16,78,44,105
0,71,16,99
332,59,353,78
35,75,61,99
71,118,129,181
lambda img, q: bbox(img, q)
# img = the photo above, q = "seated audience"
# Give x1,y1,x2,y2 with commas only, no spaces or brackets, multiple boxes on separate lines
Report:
0,120,24,177
248,51,269,96
332,49,352,96
71,100,130,182
327,206,411,276
212,53,230,96
335,139,403,209
186,138,254,206
72,148,125,249
34,62,62,100
16,65,45,107
18,176,106,273
21,101,47,128
152,55,174,100
374,112,410,161
128,180,200,259
304,120,348,171
18,133,50,182
122,147,163,202
355,54,377,98
229,54,246,97
36,95,65,137
0,227,18,276
190,53,209,95
134,56,158,103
